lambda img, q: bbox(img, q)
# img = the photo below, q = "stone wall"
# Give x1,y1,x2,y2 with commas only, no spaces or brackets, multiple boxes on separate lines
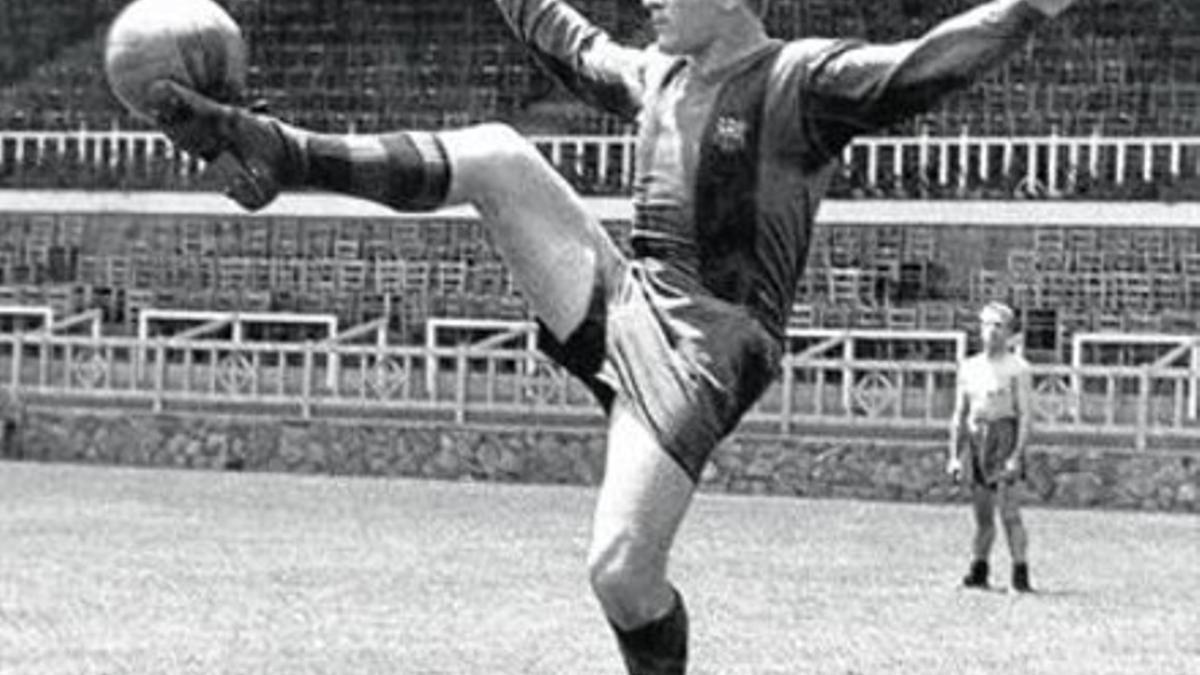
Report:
5,408,1199,513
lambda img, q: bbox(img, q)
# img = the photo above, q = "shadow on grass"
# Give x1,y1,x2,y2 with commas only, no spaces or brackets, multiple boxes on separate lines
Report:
1016,587,1088,599
960,586,1089,599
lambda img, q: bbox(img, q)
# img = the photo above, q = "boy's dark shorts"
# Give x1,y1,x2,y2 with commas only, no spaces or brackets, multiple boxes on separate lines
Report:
965,417,1022,489
538,258,781,483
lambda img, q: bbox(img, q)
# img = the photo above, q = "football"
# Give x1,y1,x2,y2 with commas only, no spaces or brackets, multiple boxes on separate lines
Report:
104,0,248,120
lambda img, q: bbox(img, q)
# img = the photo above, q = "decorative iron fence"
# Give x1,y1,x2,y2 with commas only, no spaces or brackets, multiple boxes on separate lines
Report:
2,331,1197,452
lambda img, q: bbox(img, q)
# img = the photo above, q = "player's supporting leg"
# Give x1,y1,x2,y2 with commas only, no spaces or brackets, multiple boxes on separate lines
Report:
589,397,696,674
997,483,1031,592
149,82,614,341
963,486,996,588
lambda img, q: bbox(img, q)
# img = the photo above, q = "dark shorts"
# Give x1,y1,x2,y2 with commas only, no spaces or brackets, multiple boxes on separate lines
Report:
537,257,781,483
964,417,1021,489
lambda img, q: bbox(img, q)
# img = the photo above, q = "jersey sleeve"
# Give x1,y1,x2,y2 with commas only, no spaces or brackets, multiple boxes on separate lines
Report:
797,0,1048,156
493,0,647,120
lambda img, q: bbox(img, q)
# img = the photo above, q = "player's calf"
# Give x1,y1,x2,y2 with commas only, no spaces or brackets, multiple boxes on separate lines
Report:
608,587,688,675
149,81,453,214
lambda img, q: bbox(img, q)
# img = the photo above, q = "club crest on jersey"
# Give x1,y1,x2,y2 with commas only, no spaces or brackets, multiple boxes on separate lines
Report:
713,116,748,153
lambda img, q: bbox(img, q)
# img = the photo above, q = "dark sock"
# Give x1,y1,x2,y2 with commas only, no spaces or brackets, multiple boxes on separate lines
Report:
303,131,450,211
610,588,689,675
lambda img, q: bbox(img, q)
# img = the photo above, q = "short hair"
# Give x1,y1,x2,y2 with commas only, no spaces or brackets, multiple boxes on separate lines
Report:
979,301,1016,328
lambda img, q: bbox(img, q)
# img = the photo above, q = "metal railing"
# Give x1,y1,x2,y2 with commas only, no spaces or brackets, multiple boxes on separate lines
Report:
3,128,1198,196
529,130,1200,195
2,330,1197,452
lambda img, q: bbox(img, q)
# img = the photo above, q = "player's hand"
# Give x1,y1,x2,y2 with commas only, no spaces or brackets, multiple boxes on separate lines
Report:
1003,456,1022,480
1025,0,1076,18
946,457,963,482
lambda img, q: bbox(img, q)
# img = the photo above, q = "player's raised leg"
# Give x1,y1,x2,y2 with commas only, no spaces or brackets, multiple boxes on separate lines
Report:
438,124,616,339
148,82,615,341
589,397,696,674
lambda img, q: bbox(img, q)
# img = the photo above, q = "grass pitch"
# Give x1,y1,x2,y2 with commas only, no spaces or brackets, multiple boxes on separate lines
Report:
0,462,1196,674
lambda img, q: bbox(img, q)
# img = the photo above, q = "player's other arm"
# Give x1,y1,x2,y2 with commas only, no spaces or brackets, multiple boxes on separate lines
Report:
804,0,1076,143
493,0,646,120
1009,363,1035,476
947,366,970,479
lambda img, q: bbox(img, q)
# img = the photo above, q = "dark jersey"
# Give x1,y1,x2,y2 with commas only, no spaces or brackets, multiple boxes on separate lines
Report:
495,0,1046,341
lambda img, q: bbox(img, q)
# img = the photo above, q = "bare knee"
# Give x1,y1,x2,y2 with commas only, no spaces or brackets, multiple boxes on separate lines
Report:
447,123,544,191
999,505,1023,530
588,531,667,625
972,504,996,533
971,495,995,525
471,123,531,156
588,532,653,602
975,518,997,539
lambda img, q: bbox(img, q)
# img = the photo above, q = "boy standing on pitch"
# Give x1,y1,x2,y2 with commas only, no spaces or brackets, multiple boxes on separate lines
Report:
948,301,1035,593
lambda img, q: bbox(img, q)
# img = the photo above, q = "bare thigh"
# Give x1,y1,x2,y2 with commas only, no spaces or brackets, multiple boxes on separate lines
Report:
591,397,696,585
440,124,623,341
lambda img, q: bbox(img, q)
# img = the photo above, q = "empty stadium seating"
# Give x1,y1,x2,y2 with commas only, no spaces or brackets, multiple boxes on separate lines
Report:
1,0,1198,137
0,209,538,343
1,203,1199,363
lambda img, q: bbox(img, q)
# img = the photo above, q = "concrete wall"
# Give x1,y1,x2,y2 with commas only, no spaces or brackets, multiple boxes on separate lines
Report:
4,408,1198,513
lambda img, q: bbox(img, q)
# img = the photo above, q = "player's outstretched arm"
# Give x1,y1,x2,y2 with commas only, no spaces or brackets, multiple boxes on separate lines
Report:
493,0,646,120
804,0,1078,140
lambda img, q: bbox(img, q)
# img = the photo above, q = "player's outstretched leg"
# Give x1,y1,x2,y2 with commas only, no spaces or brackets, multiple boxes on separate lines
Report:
590,398,696,674
148,81,618,341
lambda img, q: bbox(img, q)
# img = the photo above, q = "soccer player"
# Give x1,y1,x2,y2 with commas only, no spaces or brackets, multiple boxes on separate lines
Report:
947,301,1035,593
149,0,1074,669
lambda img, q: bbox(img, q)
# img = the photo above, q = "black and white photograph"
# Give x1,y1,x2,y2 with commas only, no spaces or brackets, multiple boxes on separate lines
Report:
0,0,1197,672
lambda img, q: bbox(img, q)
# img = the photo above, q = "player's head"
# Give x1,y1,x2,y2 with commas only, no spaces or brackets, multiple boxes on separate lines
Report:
644,0,768,56
978,302,1016,353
